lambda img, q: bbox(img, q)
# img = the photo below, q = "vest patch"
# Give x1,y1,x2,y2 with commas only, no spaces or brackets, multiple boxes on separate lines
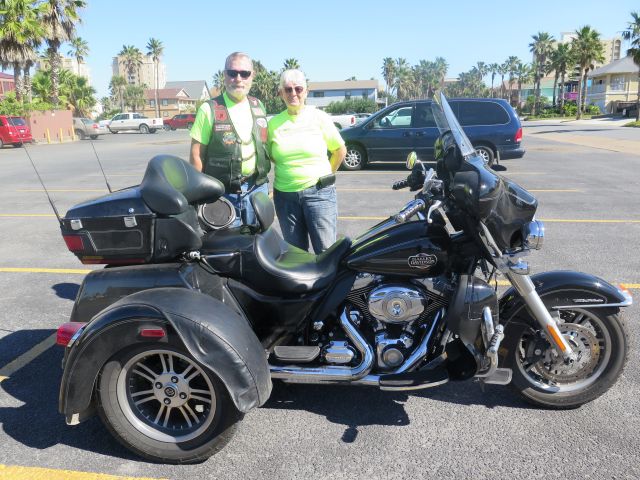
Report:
215,109,228,122
214,123,232,132
222,131,237,145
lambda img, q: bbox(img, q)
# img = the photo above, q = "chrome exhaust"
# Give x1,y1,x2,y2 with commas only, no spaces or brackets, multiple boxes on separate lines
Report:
269,308,374,383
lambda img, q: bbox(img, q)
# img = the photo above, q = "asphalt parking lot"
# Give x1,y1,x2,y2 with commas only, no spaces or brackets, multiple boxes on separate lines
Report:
0,125,639,480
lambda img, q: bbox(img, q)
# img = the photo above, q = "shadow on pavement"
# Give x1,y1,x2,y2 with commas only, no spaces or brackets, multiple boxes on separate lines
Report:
0,330,139,461
51,282,80,301
263,377,529,443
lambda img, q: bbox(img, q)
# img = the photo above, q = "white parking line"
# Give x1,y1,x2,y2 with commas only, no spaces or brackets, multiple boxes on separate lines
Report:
0,334,56,383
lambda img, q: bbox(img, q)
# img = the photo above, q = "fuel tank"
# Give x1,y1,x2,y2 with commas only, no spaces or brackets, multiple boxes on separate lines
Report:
346,220,449,277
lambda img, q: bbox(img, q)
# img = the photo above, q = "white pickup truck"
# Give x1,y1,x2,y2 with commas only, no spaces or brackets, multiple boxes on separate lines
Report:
329,113,357,130
107,112,164,134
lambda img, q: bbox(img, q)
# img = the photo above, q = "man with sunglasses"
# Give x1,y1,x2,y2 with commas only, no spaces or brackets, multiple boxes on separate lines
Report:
190,52,270,228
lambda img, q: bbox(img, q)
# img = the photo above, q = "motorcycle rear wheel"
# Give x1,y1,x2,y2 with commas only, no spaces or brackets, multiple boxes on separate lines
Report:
503,308,628,409
97,342,242,463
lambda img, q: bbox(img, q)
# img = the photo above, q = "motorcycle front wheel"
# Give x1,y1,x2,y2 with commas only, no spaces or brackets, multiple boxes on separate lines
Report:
502,308,628,409
97,343,242,463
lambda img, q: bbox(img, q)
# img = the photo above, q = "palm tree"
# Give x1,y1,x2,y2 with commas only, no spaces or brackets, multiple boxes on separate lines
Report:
67,35,88,76
515,62,534,109
282,58,300,70
572,26,604,119
381,57,395,106
212,70,225,93
0,0,45,101
622,11,640,121
123,84,145,112
488,63,499,97
40,0,86,107
66,74,95,116
109,74,127,111
529,32,555,115
146,38,163,118
118,44,143,85
394,58,411,100
498,61,509,98
434,56,448,90
549,43,573,111
505,56,520,103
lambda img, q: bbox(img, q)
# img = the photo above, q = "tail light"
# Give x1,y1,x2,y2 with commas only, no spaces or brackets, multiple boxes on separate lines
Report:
514,127,523,143
140,327,166,338
63,234,84,252
57,322,86,347
350,116,356,125
92,123,98,130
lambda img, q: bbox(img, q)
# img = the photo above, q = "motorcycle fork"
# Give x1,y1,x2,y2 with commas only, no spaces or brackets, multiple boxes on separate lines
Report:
503,270,576,361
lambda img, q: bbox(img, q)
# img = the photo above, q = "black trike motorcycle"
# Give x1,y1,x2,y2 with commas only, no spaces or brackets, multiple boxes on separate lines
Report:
56,93,631,463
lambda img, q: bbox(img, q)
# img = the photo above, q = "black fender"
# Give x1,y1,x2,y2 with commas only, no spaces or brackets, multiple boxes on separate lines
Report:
499,270,630,326
60,287,271,422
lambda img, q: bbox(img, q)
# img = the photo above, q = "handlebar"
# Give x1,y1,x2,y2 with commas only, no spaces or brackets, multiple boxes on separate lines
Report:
392,179,409,190
394,199,426,223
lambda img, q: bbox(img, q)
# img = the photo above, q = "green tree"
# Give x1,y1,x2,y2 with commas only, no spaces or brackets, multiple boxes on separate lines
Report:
67,35,88,76
109,74,127,111
529,31,555,115
381,57,395,106
622,11,640,121
505,56,520,102
550,42,573,110
515,62,534,108
40,0,86,106
66,74,95,116
282,58,300,70
118,44,143,85
498,61,509,98
0,0,45,101
393,58,411,100
146,37,163,117
572,26,604,119
212,70,224,92
123,83,146,112
488,63,499,97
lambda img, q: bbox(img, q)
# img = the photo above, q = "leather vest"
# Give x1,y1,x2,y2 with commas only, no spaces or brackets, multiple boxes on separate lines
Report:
204,94,270,193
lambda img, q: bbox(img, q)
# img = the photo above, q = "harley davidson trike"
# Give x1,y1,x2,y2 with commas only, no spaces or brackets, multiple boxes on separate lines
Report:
56,93,631,463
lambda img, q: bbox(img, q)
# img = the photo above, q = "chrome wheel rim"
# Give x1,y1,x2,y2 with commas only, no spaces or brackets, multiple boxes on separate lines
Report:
116,349,216,442
515,309,612,393
475,147,490,164
344,149,362,168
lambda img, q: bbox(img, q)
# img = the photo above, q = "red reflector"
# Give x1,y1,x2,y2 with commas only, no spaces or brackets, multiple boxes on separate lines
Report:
57,322,86,346
140,328,166,338
514,127,523,143
63,235,84,252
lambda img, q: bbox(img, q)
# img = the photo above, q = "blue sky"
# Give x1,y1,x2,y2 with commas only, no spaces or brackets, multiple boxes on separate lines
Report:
73,0,639,99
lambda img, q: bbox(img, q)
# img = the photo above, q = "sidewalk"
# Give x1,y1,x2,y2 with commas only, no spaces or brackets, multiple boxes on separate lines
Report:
525,116,634,127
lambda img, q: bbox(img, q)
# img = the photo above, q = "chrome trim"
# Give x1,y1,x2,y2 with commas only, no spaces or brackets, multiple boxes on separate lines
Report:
508,259,530,275
523,220,545,250
393,308,444,374
269,308,374,383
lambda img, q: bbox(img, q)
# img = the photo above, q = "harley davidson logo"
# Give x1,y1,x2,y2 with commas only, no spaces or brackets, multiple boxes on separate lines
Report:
408,253,437,269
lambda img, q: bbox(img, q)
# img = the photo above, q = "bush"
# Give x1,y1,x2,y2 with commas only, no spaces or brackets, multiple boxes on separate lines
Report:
562,101,578,117
325,98,378,115
586,104,601,115
623,120,640,127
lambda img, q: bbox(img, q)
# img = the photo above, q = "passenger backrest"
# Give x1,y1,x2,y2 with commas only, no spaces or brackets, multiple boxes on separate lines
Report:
250,191,275,232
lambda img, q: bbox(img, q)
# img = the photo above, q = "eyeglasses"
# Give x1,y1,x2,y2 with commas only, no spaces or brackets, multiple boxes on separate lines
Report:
225,70,252,79
284,86,305,94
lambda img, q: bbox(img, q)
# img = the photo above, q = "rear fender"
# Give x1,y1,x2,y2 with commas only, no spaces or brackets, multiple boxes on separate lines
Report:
60,287,271,423
499,270,631,327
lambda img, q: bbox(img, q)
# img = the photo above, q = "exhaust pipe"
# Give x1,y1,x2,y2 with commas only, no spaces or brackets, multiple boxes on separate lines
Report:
270,308,374,383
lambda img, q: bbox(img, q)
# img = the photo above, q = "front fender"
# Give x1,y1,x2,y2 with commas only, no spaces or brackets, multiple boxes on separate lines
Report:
499,270,631,325
60,288,271,422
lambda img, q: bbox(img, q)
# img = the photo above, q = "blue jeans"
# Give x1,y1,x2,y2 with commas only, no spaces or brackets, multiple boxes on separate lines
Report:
274,184,337,254
224,180,269,228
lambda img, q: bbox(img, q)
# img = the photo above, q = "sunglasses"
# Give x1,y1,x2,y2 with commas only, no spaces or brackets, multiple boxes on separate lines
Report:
284,86,305,94
225,69,252,79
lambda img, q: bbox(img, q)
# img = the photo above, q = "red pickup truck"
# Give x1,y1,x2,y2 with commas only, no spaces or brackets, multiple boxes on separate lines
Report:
163,113,196,131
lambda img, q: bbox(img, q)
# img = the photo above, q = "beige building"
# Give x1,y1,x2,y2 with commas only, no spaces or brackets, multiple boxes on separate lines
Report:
36,56,91,82
587,56,639,114
306,80,379,108
140,87,197,118
559,32,623,67
112,55,166,88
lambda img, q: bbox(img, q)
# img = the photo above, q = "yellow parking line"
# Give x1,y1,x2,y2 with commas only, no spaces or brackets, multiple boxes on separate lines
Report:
0,214,56,217
338,216,640,223
0,334,56,381
0,376,8,383
16,189,107,192
0,464,165,480
0,268,91,274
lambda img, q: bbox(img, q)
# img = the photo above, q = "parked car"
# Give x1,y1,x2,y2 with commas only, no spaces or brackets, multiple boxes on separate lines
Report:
0,115,33,148
163,113,196,131
73,117,107,140
339,98,524,170
107,112,163,134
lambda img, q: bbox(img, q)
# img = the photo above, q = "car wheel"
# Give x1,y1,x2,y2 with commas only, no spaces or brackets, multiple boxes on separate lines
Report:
149,128,157,134
0,138,4,148
97,343,243,463
343,144,366,171
90,135,98,140
186,122,193,130
139,124,150,134
75,129,86,140
474,145,495,166
163,124,171,131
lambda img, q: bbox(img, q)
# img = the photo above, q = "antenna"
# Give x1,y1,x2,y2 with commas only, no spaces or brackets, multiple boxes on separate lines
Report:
88,134,112,193
15,123,63,226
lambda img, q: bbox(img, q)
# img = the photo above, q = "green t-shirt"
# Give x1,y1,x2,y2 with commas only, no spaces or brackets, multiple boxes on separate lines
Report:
267,106,344,192
190,93,262,176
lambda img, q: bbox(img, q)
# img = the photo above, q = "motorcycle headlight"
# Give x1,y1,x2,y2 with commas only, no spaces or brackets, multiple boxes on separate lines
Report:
522,220,545,250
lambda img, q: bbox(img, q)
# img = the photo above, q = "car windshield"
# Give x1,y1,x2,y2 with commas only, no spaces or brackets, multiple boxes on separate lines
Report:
431,92,475,158
81,119,93,125
9,117,26,126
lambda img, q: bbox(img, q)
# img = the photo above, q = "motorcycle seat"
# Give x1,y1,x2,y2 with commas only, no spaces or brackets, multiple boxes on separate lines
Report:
140,155,224,215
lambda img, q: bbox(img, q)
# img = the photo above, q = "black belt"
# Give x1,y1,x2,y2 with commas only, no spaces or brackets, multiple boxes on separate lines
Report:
316,173,336,189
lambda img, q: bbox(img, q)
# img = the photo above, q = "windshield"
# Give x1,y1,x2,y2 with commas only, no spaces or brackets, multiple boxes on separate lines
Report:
9,117,27,126
431,93,475,158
